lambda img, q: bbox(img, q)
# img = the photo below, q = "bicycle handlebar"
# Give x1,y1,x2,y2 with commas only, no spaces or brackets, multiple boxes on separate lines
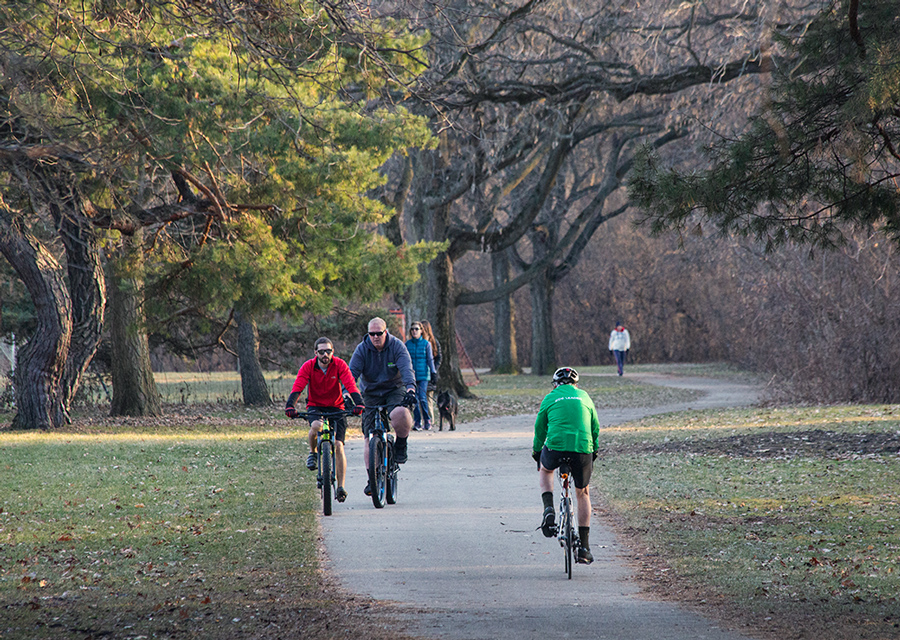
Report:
289,410,356,421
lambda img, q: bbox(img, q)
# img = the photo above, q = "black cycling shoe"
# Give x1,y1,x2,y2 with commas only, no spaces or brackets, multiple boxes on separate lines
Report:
576,546,594,564
336,487,348,503
306,452,317,471
540,507,556,538
363,481,372,496
393,443,408,464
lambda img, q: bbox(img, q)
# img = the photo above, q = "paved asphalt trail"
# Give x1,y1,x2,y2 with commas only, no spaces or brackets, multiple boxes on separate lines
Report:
322,373,762,640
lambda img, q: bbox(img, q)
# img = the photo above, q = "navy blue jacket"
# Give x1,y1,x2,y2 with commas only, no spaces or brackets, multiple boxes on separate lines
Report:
348,331,416,395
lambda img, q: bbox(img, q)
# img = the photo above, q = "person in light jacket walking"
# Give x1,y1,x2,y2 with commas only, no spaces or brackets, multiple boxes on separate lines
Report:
608,321,631,376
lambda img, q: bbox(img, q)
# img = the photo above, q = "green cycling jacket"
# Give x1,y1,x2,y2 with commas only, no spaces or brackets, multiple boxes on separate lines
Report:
533,384,600,455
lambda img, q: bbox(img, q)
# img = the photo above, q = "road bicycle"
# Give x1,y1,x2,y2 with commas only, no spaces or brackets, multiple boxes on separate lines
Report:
366,404,399,508
291,409,354,516
556,462,580,579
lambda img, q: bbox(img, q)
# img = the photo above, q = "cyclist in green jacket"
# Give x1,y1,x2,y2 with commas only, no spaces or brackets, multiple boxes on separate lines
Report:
532,367,600,564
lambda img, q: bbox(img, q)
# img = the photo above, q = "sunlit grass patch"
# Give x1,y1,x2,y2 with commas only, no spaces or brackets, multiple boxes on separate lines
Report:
458,373,700,423
73,370,297,407
598,404,900,445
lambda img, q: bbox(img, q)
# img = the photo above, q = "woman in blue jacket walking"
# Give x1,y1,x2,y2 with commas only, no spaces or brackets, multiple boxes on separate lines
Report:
406,321,437,430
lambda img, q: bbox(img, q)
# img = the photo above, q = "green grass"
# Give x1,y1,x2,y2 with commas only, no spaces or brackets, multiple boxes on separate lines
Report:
4,367,899,639
0,426,323,638
595,405,900,639
75,370,297,407
457,370,701,423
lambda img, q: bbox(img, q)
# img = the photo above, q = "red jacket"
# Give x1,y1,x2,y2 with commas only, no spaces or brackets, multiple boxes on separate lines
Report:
290,356,360,408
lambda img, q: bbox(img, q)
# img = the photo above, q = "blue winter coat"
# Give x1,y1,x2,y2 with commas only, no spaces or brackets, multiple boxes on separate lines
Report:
405,337,436,382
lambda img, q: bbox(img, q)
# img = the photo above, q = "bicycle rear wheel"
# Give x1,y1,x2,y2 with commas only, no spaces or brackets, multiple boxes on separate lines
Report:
561,498,573,579
368,436,386,508
320,440,333,516
385,437,398,504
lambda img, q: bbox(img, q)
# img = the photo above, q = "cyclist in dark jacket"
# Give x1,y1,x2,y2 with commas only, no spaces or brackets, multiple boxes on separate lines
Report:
532,367,600,564
348,317,417,496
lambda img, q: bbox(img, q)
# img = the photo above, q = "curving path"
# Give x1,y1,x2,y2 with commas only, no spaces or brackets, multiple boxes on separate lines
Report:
321,372,762,640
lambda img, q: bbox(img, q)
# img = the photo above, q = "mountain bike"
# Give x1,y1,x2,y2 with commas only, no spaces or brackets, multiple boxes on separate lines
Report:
556,462,580,579
291,410,353,516
366,405,399,508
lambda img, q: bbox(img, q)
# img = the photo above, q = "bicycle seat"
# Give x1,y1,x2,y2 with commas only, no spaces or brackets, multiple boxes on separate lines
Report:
558,462,571,475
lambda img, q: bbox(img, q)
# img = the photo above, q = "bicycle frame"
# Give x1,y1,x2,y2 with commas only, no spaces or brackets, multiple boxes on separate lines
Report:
291,409,353,516
366,405,398,508
557,463,580,579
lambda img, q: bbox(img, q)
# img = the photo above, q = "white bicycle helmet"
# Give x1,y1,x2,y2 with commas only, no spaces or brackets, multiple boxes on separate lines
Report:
552,367,579,386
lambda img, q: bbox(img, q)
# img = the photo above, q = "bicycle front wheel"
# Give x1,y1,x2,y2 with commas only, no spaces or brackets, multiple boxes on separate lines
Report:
385,438,398,504
368,436,386,509
320,440,333,516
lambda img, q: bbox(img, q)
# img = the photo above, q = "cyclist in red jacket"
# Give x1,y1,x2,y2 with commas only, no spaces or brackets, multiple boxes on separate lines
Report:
285,337,364,503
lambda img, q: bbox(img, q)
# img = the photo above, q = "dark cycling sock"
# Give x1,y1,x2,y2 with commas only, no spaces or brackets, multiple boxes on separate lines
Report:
396,436,408,448
579,526,590,549
541,491,554,510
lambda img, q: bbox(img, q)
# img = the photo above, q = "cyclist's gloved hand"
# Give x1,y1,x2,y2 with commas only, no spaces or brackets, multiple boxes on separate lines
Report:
404,389,417,407
532,450,541,463
592,451,598,462
285,407,299,419
353,404,365,416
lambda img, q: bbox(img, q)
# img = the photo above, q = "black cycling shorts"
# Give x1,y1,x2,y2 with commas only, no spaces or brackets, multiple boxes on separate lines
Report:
361,387,408,437
539,447,594,489
307,406,348,443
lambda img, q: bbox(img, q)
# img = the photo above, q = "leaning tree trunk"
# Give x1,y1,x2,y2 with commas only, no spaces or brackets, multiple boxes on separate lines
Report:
55,207,106,410
0,217,71,429
235,309,271,406
491,248,519,374
108,229,161,417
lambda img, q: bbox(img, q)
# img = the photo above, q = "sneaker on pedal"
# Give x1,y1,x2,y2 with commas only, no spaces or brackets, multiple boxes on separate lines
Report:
363,481,372,496
394,441,408,464
540,506,556,538
306,452,317,471
576,546,594,564
336,487,347,503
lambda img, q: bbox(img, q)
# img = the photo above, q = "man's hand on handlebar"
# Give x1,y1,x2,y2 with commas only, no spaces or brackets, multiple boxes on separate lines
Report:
353,404,365,416
285,407,299,419
403,389,417,407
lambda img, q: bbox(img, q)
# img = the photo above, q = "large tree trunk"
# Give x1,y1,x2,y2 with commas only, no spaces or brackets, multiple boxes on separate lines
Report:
530,266,556,376
0,217,71,429
491,248,519,374
109,229,161,417
235,309,271,406
434,252,475,398
55,206,106,409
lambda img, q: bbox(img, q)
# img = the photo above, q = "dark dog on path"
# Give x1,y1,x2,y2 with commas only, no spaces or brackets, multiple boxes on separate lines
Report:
436,390,458,431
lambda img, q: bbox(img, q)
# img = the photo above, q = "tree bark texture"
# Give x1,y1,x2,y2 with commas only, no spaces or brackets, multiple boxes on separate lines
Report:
492,248,519,373
108,229,162,417
434,252,475,398
54,206,106,410
0,217,71,429
235,309,271,406
530,266,556,376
